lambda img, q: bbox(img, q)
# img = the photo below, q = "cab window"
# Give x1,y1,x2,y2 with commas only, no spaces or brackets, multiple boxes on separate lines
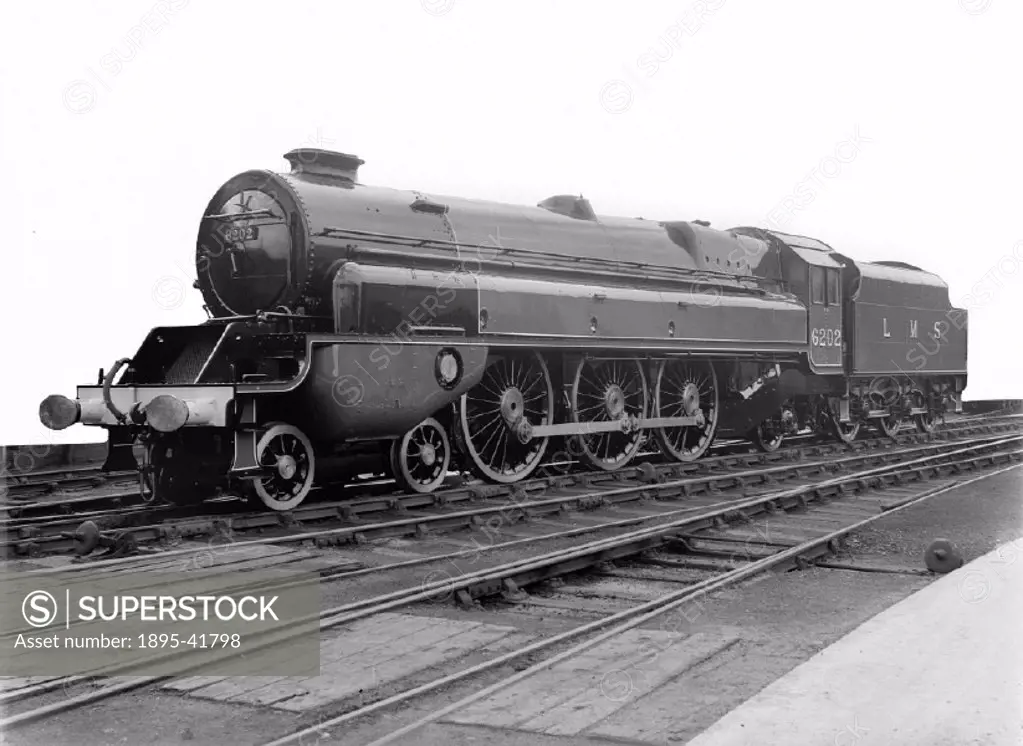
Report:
810,266,825,305
826,269,841,306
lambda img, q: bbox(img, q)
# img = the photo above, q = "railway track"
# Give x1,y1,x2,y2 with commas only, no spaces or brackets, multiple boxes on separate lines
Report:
3,412,1017,513
0,467,136,501
0,435,813,510
0,432,1019,744
5,421,1021,562
5,415,1019,526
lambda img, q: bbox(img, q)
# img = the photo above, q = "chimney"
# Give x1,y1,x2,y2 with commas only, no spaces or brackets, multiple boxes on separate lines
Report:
283,148,364,182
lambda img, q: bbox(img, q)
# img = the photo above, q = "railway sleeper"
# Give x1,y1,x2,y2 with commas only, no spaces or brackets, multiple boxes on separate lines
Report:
637,554,746,573
14,541,42,557
811,560,930,576
500,578,529,604
663,540,777,563
572,495,608,511
786,543,839,572
460,534,667,602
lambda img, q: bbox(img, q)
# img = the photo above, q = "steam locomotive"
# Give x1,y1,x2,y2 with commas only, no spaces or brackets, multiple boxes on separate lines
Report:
39,148,968,511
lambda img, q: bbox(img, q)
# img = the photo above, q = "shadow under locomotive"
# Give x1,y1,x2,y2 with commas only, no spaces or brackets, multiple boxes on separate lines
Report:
39,148,968,511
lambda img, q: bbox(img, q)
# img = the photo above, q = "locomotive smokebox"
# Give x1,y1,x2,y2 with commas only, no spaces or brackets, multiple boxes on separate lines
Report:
195,148,372,318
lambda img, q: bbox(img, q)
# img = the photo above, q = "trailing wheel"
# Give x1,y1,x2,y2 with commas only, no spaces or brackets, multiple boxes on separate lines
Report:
654,359,719,462
912,390,937,434
570,357,648,471
390,417,451,494
251,422,315,511
751,422,784,453
458,351,554,483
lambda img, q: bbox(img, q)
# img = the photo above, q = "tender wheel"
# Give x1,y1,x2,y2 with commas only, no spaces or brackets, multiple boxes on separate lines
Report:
391,417,451,494
869,391,902,439
570,357,648,471
825,398,861,444
828,415,861,443
751,422,784,453
458,352,553,483
252,423,315,511
654,359,719,462
912,390,937,434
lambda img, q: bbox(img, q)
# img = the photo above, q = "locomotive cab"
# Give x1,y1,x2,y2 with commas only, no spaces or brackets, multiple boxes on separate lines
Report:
732,229,847,375
804,258,844,372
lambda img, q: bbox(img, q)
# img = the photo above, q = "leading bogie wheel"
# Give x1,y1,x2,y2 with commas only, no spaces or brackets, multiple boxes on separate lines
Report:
391,417,451,494
251,422,316,511
142,447,210,507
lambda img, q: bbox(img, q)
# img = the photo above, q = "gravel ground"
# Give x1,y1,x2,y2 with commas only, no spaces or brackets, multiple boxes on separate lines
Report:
5,464,1020,746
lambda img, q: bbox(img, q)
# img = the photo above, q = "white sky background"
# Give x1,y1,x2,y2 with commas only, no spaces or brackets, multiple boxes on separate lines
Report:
1,0,1020,446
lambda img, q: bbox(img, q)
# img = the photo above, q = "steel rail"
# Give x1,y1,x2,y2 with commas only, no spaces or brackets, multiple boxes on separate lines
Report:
12,431,1018,575
351,458,1023,746
3,416,1015,521
2,413,1015,495
0,426,895,516
1,437,1018,729
15,431,998,648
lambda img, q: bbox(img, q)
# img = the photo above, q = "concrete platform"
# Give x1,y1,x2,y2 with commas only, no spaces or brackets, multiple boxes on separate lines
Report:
687,539,1023,746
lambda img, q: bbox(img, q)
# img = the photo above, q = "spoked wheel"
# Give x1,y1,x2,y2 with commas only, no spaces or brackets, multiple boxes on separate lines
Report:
824,396,861,444
869,391,902,440
828,414,861,444
458,352,554,483
654,359,719,462
751,422,784,453
570,357,648,471
912,390,937,434
251,423,315,511
390,417,451,494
